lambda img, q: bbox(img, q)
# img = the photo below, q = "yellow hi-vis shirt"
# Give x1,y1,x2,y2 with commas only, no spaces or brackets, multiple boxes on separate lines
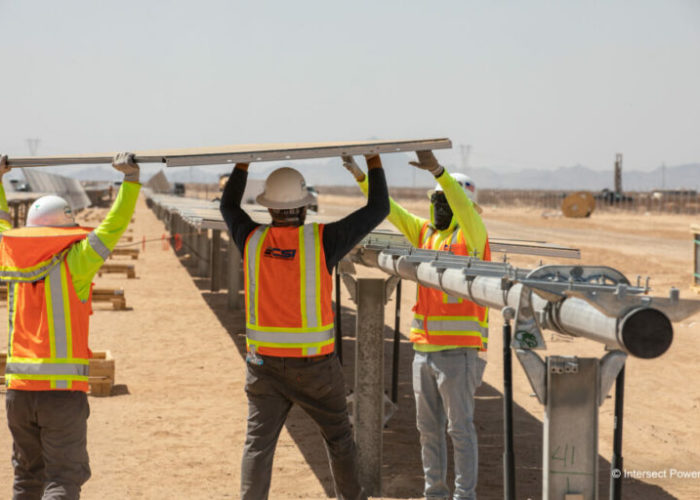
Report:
356,171,488,352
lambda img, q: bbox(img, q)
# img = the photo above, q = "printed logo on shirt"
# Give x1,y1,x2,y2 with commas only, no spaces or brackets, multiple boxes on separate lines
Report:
264,247,297,260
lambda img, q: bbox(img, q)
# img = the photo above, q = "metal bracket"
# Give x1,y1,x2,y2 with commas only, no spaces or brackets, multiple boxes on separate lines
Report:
341,274,358,304
342,273,401,306
338,258,357,275
549,355,579,374
512,286,547,350
384,275,401,305
515,349,547,404
346,392,398,426
598,350,627,406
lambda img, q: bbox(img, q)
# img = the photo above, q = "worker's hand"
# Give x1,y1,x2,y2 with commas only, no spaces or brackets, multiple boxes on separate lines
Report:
364,154,383,170
409,150,444,177
342,155,365,182
0,155,10,180
112,152,140,183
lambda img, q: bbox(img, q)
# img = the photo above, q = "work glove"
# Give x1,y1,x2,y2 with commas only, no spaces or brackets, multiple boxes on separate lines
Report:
409,150,444,177
0,155,10,180
342,155,365,182
112,152,140,183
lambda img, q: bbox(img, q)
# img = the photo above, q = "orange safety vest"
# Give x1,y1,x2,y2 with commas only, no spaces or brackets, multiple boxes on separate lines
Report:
411,222,491,350
244,223,334,358
0,227,100,391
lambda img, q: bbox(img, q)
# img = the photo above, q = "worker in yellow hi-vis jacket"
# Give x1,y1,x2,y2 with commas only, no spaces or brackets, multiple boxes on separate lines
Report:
344,151,489,500
0,153,140,499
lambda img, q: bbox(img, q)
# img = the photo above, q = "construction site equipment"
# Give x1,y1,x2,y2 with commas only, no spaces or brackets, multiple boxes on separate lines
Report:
92,288,127,310
6,138,452,168
344,232,700,499
145,170,172,194
693,224,700,293
98,263,136,279
0,350,114,396
614,153,623,194
562,191,595,218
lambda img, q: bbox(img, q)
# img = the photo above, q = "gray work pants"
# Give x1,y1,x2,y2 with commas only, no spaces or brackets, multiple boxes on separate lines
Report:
413,349,485,500
240,354,366,500
5,390,91,500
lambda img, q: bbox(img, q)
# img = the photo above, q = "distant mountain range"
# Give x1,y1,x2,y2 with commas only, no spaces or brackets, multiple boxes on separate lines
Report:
6,157,699,192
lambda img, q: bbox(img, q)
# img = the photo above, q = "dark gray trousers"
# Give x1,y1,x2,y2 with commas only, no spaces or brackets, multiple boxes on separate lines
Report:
240,354,366,500
5,390,91,500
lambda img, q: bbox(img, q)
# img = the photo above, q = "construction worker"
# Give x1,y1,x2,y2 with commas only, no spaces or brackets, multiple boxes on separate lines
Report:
0,153,141,499
220,156,389,500
344,151,489,500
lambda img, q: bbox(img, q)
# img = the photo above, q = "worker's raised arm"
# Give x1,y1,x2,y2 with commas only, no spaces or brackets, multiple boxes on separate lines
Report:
67,152,141,300
0,155,13,233
343,155,427,247
413,149,488,258
220,163,259,254
68,153,141,293
322,154,390,271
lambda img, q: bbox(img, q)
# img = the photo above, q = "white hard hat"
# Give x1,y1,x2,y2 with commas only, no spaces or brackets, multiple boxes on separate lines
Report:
26,195,77,227
256,167,316,209
432,172,477,202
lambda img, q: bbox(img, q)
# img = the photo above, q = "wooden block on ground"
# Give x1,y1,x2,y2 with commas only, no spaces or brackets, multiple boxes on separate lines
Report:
98,263,136,279
92,288,127,310
0,351,115,396
111,248,140,260
88,350,115,397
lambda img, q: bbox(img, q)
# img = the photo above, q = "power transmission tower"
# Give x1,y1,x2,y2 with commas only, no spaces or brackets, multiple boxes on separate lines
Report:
26,138,41,156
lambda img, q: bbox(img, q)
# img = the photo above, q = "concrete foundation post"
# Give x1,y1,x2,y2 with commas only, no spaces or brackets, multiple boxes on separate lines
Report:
354,278,385,497
197,229,210,277
227,237,244,310
543,357,599,499
210,229,222,292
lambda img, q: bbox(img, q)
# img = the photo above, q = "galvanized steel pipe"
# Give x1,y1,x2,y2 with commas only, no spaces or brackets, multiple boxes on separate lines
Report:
357,249,673,359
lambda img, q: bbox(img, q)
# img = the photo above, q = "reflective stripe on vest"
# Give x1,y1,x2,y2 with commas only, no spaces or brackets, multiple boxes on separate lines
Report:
88,231,112,260
246,326,335,344
244,224,334,357
411,316,488,335
413,222,490,350
5,361,89,376
6,261,89,389
0,252,66,282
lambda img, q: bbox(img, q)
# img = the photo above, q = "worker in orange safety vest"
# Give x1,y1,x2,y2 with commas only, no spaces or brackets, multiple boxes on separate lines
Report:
0,153,141,500
221,157,389,500
344,150,489,500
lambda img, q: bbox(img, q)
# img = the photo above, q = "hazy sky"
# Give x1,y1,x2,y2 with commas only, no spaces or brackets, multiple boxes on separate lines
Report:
1,0,698,173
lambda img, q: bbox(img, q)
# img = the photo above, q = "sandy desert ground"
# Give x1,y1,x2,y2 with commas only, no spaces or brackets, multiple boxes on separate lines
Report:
1,190,699,499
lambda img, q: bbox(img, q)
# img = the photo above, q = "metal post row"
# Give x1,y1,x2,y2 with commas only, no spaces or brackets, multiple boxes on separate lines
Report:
347,231,700,500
